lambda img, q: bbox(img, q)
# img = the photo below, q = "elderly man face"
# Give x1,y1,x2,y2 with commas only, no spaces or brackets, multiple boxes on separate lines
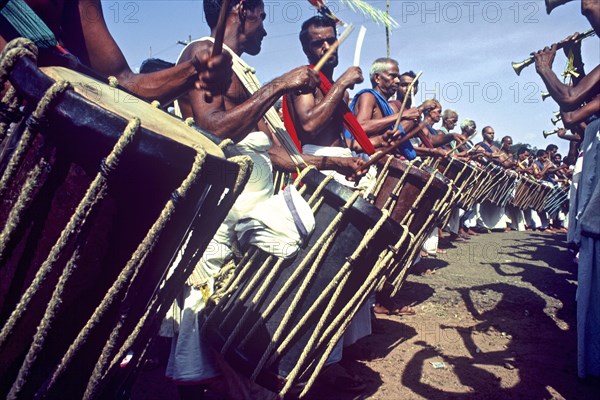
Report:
443,113,458,131
374,62,401,98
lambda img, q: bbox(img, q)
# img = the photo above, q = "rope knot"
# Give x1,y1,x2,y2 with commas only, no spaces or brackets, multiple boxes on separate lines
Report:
389,193,399,201
100,158,115,178
365,193,376,203
25,115,45,132
170,190,182,205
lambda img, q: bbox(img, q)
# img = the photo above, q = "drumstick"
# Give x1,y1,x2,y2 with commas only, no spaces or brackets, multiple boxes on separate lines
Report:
358,122,426,172
314,24,355,71
392,70,422,131
204,0,230,103
353,26,367,67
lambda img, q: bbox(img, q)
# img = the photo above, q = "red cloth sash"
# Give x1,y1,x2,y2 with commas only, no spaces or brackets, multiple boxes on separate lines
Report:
282,67,376,155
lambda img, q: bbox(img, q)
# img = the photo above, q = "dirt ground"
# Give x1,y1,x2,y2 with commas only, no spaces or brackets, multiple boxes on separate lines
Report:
132,230,599,399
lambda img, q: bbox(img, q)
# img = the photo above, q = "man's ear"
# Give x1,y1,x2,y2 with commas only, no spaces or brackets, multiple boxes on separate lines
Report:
231,1,245,22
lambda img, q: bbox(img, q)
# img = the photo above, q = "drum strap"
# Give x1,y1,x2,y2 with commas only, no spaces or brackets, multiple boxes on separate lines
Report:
198,37,305,169
282,186,310,242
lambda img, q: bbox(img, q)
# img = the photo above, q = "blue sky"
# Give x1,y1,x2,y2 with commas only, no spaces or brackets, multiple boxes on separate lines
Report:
105,1,598,155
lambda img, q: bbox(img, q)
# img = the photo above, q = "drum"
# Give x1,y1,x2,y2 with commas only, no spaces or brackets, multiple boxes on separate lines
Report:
543,184,568,215
367,156,455,291
0,40,250,400
429,157,478,209
486,168,518,207
511,175,552,212
203,168,409,398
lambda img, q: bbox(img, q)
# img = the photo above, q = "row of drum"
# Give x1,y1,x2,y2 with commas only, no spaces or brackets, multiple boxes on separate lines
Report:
0,40,569,399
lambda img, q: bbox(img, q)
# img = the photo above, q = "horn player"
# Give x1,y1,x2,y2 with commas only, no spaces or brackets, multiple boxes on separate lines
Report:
534,0,600,382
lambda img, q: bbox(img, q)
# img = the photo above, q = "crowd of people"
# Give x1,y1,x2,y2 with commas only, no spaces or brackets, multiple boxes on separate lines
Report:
0,0,598,399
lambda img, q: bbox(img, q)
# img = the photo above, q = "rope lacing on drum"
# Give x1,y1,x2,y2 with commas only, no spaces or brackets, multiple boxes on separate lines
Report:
81,151,208,400
295,219,411,398
0,80,71,199
0,38,38,87
248,188,362,385
218,138,234,150
0,87,23,135
3,117,139,399
0,81,71,271
0,158,47,265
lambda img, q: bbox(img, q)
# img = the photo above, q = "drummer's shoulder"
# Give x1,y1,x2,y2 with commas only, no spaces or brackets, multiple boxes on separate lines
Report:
178,40,214,63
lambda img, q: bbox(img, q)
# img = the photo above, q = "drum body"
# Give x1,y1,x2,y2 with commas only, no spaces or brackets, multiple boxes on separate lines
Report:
432,157,478,209
203,169,408,397
486,168,518,207
369,157,454,289
0,51,247,399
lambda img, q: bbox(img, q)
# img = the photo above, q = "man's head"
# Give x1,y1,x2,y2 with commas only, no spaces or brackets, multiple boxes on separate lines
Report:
482,126,495,143
517,146,530,161
554,152,562,165
397,70,418,101
370,58,400,99
442,109,458,131
546,144,558,157
501,135,513,151
537,149,548,162
204,0,266,55
460,119,477,137
300,16,338,68
421,99,442,123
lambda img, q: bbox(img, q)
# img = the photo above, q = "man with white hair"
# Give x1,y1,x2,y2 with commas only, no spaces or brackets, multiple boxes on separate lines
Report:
350,57,419,160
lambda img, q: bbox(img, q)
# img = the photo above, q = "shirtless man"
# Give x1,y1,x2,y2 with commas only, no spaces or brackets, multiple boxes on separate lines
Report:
535,1,599,378
498,136,517,169
176,1,362,176
351,58,419,160
0,0,231,103
282,16,380,190
166,2,364,397
474,126,504,165
284,16,362,149
419,99,464,154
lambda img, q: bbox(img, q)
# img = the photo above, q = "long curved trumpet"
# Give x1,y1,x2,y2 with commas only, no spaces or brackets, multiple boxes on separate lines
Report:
545,0,574,15
511,29,596,76
541,92,551,101
543,128,560,138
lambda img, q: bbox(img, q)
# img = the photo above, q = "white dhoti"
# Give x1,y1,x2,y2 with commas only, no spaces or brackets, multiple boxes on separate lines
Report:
164,132,315,384
477,201,510,230
302,144,377,191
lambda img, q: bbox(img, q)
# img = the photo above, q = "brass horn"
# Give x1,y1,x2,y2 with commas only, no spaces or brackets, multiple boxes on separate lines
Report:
541,92,551,101
511,29,596,76
553,111,561,117
543,128,560,138
551,115,562,125
545,0,575,15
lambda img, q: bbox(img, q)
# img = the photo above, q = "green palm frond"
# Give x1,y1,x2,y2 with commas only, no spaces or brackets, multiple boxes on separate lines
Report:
340,0,399,29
